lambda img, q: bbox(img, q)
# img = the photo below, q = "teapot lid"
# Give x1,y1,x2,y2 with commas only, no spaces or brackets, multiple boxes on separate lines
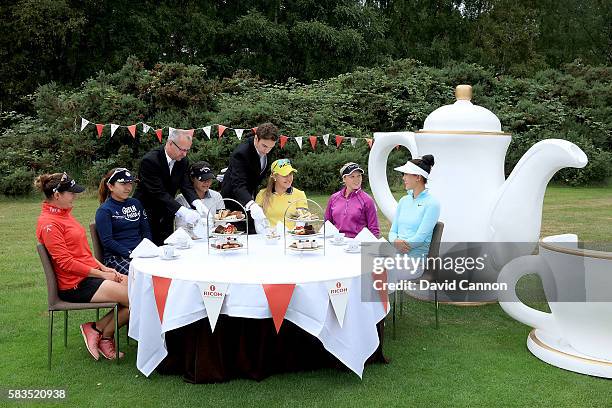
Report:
418,85,508,135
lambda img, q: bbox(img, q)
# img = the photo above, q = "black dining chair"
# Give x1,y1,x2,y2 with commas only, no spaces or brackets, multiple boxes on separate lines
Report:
391,221,445,335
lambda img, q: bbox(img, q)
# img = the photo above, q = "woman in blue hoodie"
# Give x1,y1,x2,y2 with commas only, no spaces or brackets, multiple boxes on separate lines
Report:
95,168,152,275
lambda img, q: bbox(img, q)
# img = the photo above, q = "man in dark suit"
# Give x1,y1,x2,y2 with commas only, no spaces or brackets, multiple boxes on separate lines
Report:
220,123,278,233
134,129,203,245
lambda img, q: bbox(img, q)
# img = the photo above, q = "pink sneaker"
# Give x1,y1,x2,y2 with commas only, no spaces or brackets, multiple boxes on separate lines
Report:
80,322,101,360
98,338,125,360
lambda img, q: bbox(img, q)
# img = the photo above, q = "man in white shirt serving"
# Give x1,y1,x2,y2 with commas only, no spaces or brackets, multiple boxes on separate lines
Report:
220,123,278,234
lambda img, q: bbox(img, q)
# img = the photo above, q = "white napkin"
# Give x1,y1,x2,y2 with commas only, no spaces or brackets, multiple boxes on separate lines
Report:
164,227,192,244
354,227,377,243
319,220,339,237
130,238,160,258
275,221,284,236
191,219,207,239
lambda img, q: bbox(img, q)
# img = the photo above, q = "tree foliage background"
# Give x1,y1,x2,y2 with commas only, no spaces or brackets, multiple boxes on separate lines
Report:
0,0,610,195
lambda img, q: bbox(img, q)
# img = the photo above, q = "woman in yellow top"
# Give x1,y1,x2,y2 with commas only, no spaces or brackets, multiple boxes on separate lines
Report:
255,159,307,230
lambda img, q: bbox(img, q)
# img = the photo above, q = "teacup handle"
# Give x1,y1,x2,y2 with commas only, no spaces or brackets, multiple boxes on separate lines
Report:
368,132,419,222
497,255,559,335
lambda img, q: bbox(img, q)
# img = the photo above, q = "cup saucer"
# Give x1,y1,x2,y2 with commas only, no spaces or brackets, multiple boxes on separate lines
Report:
330,240,346,246
344,247,360,253
160,254,180,261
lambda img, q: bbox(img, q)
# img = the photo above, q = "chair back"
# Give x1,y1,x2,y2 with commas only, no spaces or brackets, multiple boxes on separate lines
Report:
37,244,61,309
89,222,104,262
422,222,444,280
428,222,444,259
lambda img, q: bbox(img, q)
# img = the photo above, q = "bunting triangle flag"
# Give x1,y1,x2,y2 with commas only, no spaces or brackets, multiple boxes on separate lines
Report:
371,269,389,314
152,276,173,324
218,125,227,139
279,135,289,149
295,136,303,150
366,138,373,149
80,118,90,131
325,279,351,328
235,129,244,140
186,129,194,138
203,126,212,139
251,127,258,135
350,137,357,147
142,123,151,134
95,124,104,138
155,129,163,143
262,283,296,333
197,282,229,332
127,125,137,138
110,124,119,137
322,134,330,146
309,136,317,150
335,135,344,148
168,127,175,138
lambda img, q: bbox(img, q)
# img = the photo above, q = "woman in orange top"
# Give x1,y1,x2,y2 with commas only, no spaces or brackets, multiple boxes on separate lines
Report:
35,172,129,361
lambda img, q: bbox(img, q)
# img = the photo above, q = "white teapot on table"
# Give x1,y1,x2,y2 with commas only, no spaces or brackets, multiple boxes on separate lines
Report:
368,85,588,247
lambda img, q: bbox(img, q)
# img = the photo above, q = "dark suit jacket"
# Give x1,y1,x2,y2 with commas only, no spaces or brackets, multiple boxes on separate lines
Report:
133,147,198,241
220,137,269,207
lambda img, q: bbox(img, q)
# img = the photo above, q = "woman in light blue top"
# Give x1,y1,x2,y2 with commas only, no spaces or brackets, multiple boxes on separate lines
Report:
389,155,440,261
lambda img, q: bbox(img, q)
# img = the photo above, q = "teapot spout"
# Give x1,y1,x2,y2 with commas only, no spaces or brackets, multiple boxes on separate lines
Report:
489,139,587,243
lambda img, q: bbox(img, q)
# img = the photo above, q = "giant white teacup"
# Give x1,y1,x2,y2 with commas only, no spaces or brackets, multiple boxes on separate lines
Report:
498,234,612,361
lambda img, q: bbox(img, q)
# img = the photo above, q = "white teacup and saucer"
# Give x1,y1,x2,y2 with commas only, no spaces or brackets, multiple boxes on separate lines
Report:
161,245,180,260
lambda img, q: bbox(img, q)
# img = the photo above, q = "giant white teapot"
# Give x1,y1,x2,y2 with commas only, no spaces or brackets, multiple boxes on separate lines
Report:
369,85,588,246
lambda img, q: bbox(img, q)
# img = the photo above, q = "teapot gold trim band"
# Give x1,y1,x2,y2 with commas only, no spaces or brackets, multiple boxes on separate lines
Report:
539,240,612,261
415,130,510,136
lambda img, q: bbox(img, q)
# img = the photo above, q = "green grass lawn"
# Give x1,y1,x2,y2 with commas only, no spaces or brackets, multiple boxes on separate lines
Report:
0,186,610,407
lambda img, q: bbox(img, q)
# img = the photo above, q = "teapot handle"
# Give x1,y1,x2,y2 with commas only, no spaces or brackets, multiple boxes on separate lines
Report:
368,132,418,222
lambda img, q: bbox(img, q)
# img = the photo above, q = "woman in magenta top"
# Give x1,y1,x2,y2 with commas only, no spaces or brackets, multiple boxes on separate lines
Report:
325,163,380,238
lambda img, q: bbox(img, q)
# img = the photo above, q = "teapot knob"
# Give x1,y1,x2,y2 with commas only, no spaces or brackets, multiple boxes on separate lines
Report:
455,85,472,101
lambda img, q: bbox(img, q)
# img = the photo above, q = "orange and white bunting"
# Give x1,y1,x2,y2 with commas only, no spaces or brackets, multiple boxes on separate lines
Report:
262,283,295,333
350,137,357,147
142,123,151,134
152,276,172,324
155,129,163,143
322,134,330,146
197,282,229,332
335,135,344,148
279,135,289,149
80,118,90,131
110,124,119,137
202,126,212,139
294,136,303,150
218,125,227,139
325,279,351,328
127,125,137,138
366,138,373,149
235,129,244,140
309,136,317,150
96,124,104,138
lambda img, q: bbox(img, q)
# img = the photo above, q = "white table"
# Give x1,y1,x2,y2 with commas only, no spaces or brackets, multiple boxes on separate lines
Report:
128,236,388,379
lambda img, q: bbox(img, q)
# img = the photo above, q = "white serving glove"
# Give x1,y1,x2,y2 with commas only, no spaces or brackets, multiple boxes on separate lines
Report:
176,206,200,225
192,200,209,216
216,167,227,183
254,217,270,235
246,201,266,220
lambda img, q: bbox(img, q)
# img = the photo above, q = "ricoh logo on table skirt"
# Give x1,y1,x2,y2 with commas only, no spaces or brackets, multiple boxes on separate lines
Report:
203,284,223,297
330,282,348,295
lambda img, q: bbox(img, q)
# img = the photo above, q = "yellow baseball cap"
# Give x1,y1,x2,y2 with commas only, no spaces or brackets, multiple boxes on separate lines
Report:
271,159,297,176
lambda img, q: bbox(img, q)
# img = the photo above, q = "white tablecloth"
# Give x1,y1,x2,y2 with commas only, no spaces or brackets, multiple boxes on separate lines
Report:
128,236,388,378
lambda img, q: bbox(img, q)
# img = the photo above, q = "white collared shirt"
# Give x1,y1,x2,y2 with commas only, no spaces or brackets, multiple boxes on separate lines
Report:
165,149,175,174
